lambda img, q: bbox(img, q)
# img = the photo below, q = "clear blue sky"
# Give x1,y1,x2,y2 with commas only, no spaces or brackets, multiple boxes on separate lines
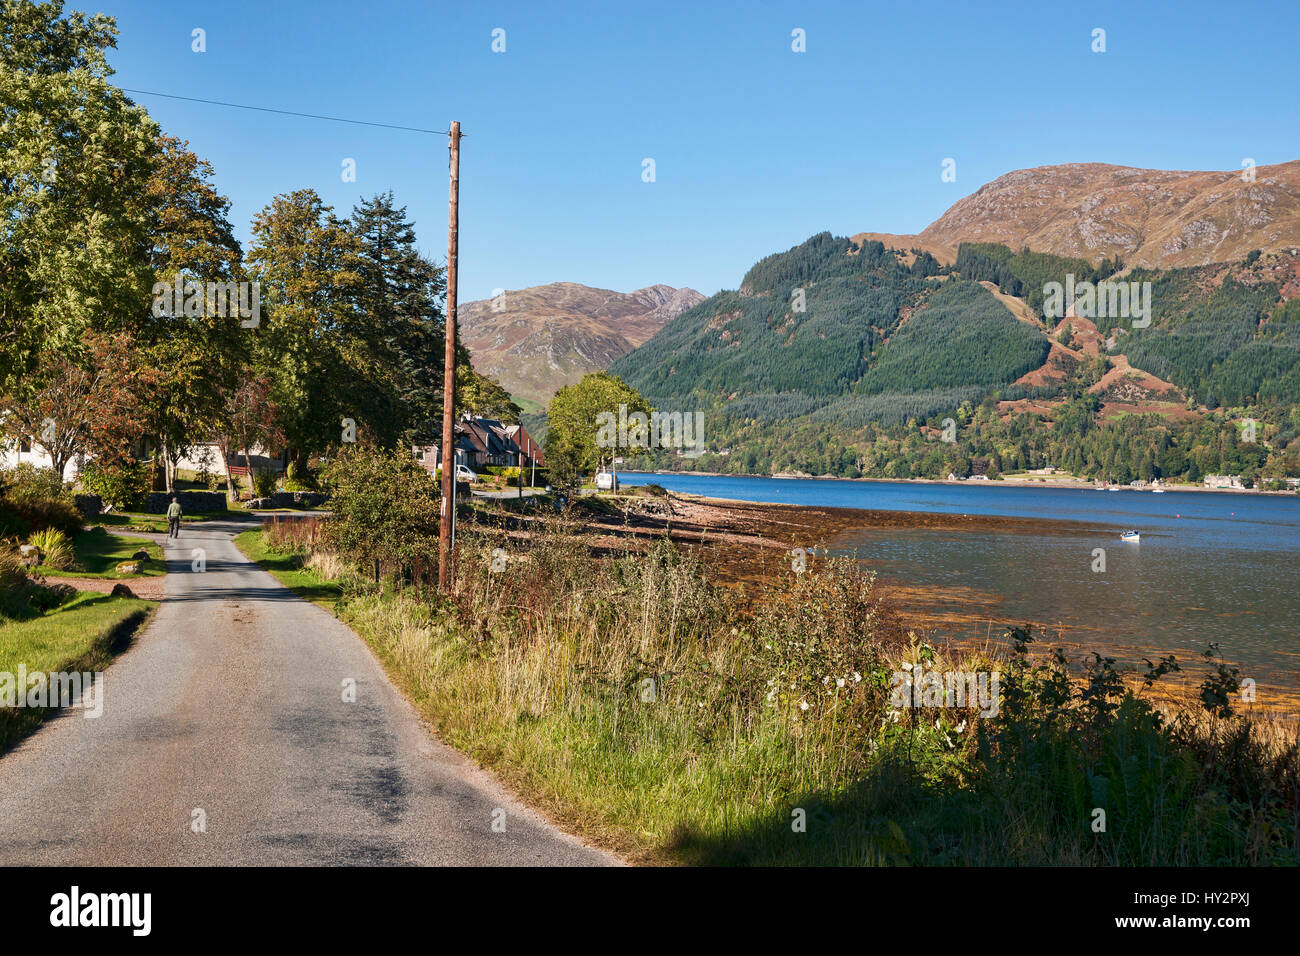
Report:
99,0,1299,302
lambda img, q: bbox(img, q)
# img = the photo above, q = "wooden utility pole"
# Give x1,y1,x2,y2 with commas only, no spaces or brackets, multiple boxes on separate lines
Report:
438,121,461,591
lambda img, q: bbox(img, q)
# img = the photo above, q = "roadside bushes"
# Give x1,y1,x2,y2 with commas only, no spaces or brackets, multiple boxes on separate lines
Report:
252,467,277,499
281,461,319,493
78,460,149,512
320,445,440,577
0,464,82,537
0,541,71,621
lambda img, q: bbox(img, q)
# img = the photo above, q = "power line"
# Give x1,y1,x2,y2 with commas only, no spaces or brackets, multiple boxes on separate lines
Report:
121,88,451,135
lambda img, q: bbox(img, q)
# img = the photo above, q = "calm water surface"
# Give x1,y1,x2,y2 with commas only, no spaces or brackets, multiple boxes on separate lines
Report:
617,473,1300,680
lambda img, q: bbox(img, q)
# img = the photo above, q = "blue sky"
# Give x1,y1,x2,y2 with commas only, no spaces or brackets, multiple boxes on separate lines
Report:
100,0,1299,302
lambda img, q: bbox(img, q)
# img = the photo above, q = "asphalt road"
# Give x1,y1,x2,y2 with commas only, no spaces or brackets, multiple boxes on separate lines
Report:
0,519,615,866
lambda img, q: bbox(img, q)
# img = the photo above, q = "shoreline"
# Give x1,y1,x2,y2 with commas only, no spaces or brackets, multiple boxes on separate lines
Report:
618,469,1298,497
537,491,1300,711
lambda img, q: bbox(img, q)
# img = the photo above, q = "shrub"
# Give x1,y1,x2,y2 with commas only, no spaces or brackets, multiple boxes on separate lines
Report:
252,467,278,499
321,445,440,574
0,541,26,592
0,463,62,500
0,464,82,537
0,541,70,620
27,527,73,570
79,460,149,511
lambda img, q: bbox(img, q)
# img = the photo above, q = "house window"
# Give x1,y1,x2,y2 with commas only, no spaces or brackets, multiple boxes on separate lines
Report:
19,439,30,453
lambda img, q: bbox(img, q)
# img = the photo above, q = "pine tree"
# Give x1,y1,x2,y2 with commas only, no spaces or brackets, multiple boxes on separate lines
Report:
351,191,447,442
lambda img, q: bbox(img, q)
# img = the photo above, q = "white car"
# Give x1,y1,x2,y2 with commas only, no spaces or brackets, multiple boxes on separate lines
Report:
455,464,478,482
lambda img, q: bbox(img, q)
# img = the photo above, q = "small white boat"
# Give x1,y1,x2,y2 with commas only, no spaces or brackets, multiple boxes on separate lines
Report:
1120,530,1140,542
1151,487,1165,494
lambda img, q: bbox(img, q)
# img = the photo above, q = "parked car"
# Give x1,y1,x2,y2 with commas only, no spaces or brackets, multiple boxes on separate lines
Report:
455,464,478,482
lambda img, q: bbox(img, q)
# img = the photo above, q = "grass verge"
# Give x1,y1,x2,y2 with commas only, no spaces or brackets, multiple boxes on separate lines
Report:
233,529,341,610
0,591,156,753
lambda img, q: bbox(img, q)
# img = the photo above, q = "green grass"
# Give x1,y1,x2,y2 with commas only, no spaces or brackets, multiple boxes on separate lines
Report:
35,528,165,579
98,510,231,533
234,529,341,610
511,394,547,417
0,590,156,752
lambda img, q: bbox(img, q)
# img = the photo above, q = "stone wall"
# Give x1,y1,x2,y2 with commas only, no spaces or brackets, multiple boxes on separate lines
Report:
142,490,229,514
245,491,329,510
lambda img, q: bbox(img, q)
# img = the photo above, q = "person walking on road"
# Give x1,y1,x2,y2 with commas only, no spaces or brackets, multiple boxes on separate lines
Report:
166,497,182,539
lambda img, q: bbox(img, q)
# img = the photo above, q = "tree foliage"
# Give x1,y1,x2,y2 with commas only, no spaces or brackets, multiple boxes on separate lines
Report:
545,372,652,487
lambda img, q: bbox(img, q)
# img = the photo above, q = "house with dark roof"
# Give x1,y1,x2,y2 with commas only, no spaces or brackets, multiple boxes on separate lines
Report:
412,415,544,473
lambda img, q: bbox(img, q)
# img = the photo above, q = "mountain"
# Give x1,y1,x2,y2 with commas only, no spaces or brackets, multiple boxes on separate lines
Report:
459,282,704,409
856,160,1300,269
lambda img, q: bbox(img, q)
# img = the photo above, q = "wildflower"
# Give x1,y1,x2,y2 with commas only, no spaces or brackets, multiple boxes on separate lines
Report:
836,677,845,688
799,700,809,712
853,672,861,683
955,720,967,733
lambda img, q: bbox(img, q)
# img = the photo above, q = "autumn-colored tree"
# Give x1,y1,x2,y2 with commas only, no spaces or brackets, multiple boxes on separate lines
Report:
213,375,282,498
2,331,161,481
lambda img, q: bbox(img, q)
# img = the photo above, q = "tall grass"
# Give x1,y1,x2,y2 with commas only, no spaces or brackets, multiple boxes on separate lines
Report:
253,515,1300,865
26,528,72,570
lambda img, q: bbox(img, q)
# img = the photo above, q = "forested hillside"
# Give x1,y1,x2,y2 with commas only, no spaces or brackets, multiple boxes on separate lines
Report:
1117,267,1300,408
610,231,1300,486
